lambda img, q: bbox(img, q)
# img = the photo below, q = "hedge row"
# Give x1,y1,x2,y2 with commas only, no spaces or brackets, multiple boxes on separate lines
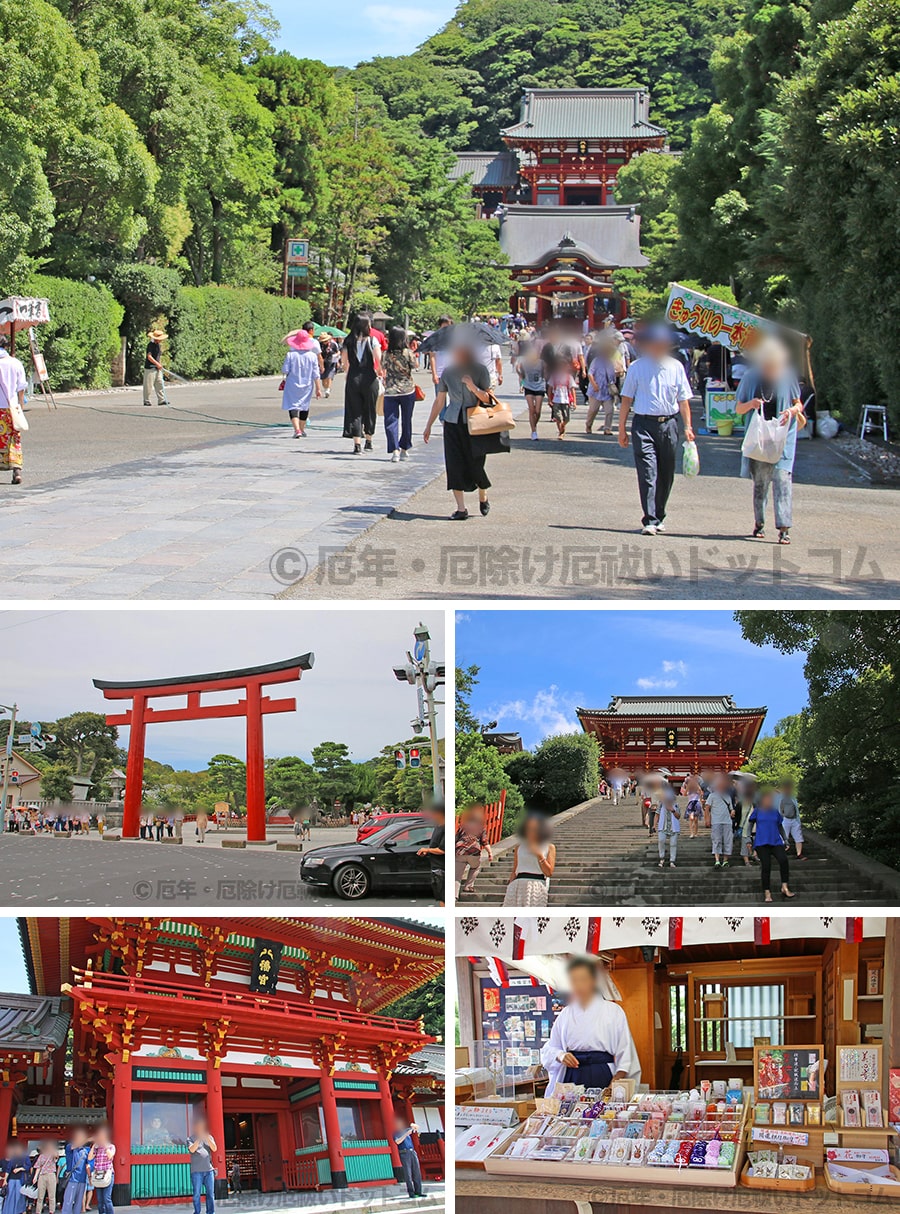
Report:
25,275,122,390
170,286,311,380
25,273,312,388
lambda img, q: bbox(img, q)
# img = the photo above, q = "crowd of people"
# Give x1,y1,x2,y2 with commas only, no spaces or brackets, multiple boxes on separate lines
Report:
0,1118,222,1214
455,770,805,906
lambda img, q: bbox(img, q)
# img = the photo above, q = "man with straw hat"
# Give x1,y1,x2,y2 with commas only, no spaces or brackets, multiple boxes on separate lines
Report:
143,328,168,407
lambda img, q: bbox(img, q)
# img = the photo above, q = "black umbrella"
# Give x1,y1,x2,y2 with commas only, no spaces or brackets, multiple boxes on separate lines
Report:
419,321,510,353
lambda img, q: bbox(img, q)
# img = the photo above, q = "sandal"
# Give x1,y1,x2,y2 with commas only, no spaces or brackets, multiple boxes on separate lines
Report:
752,525,765,539
11,469,22,485
778,530,791,545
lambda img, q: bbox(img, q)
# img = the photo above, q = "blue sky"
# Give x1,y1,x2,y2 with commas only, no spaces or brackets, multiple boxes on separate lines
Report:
0,922,29,993
266,0,456,67
455,610,807,750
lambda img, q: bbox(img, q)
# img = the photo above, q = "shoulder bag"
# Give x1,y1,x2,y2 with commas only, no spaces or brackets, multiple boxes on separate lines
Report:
467,390,516,436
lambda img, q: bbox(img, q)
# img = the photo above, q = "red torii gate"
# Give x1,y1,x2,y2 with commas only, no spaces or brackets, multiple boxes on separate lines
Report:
93,654,314,841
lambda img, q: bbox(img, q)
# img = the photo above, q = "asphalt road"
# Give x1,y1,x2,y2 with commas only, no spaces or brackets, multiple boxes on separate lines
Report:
0,834,442,907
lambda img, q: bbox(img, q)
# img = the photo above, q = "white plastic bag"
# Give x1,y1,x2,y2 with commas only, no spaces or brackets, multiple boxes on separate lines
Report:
681,439,700,477
740,408,789,463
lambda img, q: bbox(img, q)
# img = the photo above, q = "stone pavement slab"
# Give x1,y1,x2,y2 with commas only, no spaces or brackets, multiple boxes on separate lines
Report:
283,387,900,600
0,378,446,599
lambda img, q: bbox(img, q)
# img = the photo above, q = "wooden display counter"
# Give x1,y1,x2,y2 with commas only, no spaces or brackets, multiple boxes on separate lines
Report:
456,1168,900,1214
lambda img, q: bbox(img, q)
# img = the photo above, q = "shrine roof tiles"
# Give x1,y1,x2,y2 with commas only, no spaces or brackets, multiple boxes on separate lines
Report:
395,1043,445,1078
449,151,519,189
578,695,767,717
498,206,648,270
0,992,70,1051
503,88,666,141
16,1106,108,1126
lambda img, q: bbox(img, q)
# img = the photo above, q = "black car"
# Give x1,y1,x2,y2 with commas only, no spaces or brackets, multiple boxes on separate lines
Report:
299,815,436,900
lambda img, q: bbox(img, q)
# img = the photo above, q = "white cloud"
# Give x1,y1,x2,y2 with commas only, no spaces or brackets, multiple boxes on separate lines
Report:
635,659,687,691
455,612,471,624
662,660,688,677
491,685,580,739
364,4,439,34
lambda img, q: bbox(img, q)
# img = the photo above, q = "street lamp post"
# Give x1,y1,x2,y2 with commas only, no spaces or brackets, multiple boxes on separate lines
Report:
0,703,19,833
393,625,445,803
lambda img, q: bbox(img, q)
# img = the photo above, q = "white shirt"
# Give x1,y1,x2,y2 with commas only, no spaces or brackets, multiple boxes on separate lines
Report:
0,349,27,409
540,995,641,1095
622,354,692,416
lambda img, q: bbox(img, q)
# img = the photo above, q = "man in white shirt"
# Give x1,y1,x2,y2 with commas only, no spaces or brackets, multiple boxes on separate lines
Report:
618,325,695,535
477,340,503,389
540,958,641,1095
0,334,27,485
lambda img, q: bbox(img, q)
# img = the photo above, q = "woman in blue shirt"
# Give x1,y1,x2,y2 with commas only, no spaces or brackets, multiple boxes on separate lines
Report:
749,790,796,902
735,337,805,545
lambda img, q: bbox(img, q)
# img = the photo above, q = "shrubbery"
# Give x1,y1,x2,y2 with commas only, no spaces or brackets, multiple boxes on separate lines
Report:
506,733,601,813
170,286,311,379
107,264,181,382
25,272,313,388
25,275,122,390
455,731,525,836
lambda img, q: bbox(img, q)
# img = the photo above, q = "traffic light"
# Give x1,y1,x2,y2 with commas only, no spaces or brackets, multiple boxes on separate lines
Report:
394,749,406,770
393,664,417,685
409,748,421,769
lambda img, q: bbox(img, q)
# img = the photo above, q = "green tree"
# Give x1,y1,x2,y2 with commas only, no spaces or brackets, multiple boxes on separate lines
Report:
48,712,119,788
41,763,74,803
381,973,445,1038
311,742,356,811
455,664,482,733
205,753,247,814
527,732,600,811
735,610,900,867
744,715,805,785
267,756,320,813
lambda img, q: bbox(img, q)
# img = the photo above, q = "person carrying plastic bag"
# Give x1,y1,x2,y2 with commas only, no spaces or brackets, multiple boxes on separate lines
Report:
736,336,806,545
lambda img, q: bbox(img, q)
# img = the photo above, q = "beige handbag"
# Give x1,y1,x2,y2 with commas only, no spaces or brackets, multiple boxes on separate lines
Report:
467,391,516,436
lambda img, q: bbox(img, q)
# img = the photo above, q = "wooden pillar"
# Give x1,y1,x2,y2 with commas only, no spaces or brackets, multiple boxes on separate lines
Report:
122,693,147,839
377,1070,403,1181
319,1073,347,1189
205,1066,229,1199
884,919,899,1084
111,1055,133,1206
0,1082,15,1145
245,680,266,842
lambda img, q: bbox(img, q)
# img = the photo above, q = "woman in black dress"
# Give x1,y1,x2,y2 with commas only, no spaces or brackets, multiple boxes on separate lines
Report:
422,340,493,520
341,316,382,453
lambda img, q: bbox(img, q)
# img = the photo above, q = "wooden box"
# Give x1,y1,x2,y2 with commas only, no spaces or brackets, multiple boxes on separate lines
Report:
825,1161,900,1198
740,1159,817,1192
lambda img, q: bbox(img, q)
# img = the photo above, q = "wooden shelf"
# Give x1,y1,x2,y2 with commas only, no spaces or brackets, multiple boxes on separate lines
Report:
857,994,883,1002
695,1015,817,1023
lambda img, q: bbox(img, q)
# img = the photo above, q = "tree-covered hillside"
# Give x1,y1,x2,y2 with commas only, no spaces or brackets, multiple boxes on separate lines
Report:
351,0,745,148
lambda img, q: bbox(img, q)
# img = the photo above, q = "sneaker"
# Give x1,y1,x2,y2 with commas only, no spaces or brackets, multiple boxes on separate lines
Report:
364,439,373,451
722,860,730,868
656,522,666,533
531,430,538,441
324,389,330,398
399,449,409,461
390,450,400,463
641,524,658,536
714,861,721,868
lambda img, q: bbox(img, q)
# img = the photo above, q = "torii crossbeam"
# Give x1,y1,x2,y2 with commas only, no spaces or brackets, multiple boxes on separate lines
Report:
93,654,315,841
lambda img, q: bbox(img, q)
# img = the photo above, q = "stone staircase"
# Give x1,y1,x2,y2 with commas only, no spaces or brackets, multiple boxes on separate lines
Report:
458,795,900,906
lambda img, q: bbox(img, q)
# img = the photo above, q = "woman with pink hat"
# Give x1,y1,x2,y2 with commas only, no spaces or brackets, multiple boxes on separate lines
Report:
280,325,322,437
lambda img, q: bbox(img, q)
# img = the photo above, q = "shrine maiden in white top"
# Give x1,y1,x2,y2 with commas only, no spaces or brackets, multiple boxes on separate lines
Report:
539,959,641,1096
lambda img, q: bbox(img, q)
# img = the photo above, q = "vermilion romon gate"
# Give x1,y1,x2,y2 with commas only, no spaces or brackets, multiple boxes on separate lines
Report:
93,654,314,841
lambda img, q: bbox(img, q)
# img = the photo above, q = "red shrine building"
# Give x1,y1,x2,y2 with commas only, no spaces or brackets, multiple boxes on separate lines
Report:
4,917,445,1203
452,88,668,324
578,695,767,781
